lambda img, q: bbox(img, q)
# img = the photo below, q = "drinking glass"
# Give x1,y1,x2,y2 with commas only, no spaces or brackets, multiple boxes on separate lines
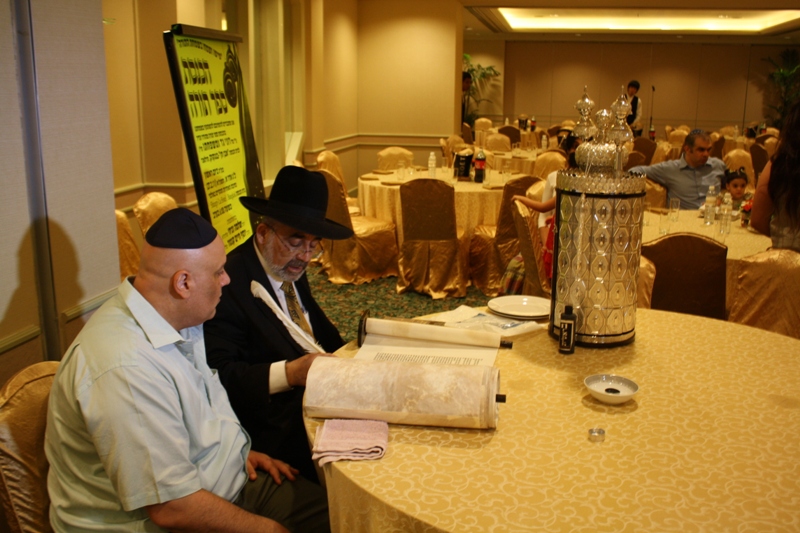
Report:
658,211,670,235
396,160,406,181
512,143,521,157
669,198,680,222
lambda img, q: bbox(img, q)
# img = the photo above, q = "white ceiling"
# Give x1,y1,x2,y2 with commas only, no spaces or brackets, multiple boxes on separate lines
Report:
461,1,800,44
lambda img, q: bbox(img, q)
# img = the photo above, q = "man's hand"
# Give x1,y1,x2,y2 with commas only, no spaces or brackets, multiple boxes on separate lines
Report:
246,450,298,483
284,353,335,387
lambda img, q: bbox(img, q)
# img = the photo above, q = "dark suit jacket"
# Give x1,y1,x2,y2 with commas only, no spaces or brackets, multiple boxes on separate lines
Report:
204,236,344,480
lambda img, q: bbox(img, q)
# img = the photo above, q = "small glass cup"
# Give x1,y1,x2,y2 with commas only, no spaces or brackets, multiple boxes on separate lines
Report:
658,211,670,235
669,198,680,222
512,143,521,157
396,160,406,182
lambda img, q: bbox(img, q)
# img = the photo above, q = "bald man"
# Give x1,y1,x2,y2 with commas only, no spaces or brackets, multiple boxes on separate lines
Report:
45,208,329,533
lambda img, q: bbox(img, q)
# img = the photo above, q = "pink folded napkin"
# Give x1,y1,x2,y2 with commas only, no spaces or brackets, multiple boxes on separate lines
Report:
311,419,389,466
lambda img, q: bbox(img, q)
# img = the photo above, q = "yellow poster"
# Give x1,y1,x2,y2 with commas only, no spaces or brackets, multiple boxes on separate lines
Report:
164,26,264,253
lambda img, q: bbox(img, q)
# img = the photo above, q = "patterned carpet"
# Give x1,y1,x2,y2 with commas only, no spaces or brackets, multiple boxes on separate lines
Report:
306,263,491,343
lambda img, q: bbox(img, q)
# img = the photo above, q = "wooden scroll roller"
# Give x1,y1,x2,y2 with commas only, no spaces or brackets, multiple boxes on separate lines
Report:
304,357,502,429
357,310,512,349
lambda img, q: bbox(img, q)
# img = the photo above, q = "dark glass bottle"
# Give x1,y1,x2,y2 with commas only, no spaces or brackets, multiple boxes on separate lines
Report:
473,148,486,183
558,305,577,355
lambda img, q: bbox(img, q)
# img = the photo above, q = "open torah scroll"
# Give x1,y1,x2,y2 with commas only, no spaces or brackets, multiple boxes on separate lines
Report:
304,357,502,429
354,312,510,367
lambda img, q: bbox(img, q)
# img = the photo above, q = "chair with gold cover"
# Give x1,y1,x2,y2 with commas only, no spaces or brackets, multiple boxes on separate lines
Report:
750,143,769,182
486,133,511,152
132,192,178,236
637,255,657,309
668,129,688,147
633,137,657,165
645,178,668,209
664,125,674,139
469,175,540,297
723,149,755,191
115,210,139,281
461,123,474,145
474,117,493,132
0,361,59,533
763,136,778,158
532,150,567,180
754,133,775,146
641,233,728,320
623,151,646,171
728,249,800,339
318,170,398,285
511,200,550,298
718,125,737,138
498,125,521,146
396,179,469,299
317,151,361,216
765,126,780,138
377,146,414,171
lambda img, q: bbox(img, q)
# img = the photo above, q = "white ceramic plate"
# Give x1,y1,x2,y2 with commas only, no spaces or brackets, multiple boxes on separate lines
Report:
488,295,550,319
584,374,639,405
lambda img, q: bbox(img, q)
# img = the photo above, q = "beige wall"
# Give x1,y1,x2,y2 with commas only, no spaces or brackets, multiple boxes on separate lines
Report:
501,40,800,138
0,0,119,378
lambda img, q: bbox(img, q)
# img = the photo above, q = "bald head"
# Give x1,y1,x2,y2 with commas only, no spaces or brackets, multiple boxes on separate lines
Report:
134,234,230,332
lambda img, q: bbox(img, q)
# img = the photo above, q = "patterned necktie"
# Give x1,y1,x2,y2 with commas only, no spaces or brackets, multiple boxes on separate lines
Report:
281,282,313,337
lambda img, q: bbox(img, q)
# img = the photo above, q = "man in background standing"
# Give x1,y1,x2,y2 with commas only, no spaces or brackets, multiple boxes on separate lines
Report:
626,80,643,137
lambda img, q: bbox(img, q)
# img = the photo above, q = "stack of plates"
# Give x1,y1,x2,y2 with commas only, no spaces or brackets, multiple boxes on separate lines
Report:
487,295,550,320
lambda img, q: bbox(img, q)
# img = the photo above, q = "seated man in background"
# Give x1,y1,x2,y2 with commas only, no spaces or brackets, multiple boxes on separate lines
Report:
45,208,329,533
630,129,726,209
205,166,353,483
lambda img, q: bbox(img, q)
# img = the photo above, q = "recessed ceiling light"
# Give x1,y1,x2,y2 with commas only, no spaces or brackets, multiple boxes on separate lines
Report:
498,8,800,34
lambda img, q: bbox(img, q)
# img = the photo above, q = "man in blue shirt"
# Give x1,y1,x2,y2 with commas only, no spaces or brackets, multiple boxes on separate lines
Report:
630,130,725,209
45,208,329,533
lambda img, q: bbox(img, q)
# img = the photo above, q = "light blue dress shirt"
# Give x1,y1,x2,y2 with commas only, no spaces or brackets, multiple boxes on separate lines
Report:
45,279,250,532
631,155,726,209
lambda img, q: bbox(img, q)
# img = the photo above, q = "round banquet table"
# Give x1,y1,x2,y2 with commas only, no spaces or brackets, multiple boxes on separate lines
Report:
358,170,507,242
305,308,800,532
642,209,771,313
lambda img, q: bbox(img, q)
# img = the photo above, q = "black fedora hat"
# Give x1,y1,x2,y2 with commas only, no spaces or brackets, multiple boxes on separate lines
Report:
239,166,353,240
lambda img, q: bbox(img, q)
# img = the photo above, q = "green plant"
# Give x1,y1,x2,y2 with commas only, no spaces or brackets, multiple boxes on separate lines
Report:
462,53,500,127
764,48,800,130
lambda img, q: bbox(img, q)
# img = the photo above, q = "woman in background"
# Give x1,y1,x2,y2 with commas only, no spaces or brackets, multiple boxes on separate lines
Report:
751,101,800,252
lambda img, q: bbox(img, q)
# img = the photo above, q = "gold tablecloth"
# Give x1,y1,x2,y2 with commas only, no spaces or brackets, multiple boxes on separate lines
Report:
305,309,800,532
358,171,504,243
642,210,772,314
493,150,538,176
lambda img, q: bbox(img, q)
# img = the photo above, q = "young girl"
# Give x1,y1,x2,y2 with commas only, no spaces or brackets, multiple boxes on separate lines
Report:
724,167,752,210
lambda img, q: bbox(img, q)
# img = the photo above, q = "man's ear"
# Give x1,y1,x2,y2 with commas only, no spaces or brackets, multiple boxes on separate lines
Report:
172,270,192,300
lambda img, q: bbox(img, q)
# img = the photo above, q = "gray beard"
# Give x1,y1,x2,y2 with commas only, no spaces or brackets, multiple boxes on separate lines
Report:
261,233,308,282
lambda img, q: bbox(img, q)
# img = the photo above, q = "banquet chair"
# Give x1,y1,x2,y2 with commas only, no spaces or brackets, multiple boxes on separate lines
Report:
763,136,778,158
474,117,493,132
132,192,178,236
446,135,467,158
469,175,540,297
317,151,361,216
710,135,726,159
718,125,737,138
318,169,398,284
624,151,646,171
641,233,727,320
511,200,550,297
645,178,668,209
633,137,657,165
532,150,567,180
677,125,691,133
728,249,800,339
486,133,511,152
290,159,305,168
498,125,521,146
750,143,769,182
0,361,59,533
765,127,780,138
396,179,469,299
546,124,561,138
115,210,139,281
461,123,474,145
649,141,676,165
664,125,674,139
376,146,414,171
754,133,774,146
668,129,688,147
637,255,657,309
723,149,755,191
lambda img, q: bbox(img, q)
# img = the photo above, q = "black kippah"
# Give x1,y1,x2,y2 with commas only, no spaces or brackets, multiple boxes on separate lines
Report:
145,208,217,249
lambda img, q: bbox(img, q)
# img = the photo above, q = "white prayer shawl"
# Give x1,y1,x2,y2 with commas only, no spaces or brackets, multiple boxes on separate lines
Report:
250,280,324,353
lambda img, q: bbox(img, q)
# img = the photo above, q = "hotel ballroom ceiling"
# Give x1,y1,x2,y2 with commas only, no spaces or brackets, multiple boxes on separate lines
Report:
460,0,800,44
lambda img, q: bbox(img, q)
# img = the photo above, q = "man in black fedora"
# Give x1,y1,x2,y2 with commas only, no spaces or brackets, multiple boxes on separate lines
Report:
204,166,353,484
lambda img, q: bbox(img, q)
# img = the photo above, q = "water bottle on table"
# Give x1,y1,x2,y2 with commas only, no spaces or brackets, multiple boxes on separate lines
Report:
703,185,717,226
720,192,732,234
428,152,437,179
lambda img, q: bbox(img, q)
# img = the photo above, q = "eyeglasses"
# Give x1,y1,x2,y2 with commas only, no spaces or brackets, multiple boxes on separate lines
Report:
267,224,322,258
